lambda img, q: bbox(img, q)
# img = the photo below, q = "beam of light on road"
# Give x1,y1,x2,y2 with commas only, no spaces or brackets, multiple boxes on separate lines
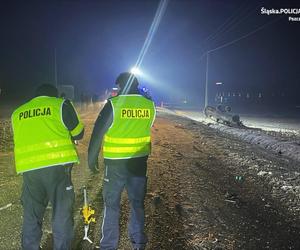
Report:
122,0,169,94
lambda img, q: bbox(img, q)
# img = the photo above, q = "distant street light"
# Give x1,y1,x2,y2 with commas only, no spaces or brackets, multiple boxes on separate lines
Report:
216,82,223,85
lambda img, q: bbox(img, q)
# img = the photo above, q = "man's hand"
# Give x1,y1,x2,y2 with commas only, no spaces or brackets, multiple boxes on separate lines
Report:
89,161,99,174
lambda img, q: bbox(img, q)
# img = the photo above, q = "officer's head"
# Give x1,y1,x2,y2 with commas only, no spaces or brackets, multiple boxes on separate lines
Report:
35,84,58,97
115,72,139,94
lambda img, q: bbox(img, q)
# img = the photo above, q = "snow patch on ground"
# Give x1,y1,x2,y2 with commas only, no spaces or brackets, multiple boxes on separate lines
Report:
168,108,300,163
159,108,300,218
209,123,300,162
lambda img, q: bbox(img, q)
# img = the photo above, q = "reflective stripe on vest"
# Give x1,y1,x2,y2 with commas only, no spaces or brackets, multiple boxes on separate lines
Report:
102,95,155,159
103,145,151,153
69,101,84,137
104,135,151,144
71,122,84,137
12,96,81,173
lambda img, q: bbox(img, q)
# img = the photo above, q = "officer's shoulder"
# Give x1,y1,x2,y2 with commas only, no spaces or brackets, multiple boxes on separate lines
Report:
61,99,77,114
12,98,32,115
101,98,113,110
107,96,119,103
12,104,24,117
140,94,153,102
61,98,72,106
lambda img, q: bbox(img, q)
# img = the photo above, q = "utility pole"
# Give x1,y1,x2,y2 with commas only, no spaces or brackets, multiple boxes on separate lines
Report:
54,48,58,88
201,17,280,110
204,52,209,108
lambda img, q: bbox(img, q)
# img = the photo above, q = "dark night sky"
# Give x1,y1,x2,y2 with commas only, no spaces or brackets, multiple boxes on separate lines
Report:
0,0,299,107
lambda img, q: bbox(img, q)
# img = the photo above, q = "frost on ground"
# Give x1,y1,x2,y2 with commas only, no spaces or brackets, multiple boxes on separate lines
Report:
173,108,300,163
208,123,300,162
172,108,300,217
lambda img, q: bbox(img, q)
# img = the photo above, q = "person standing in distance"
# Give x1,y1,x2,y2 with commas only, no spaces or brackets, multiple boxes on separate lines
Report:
11,84,84,250
88,72,156,250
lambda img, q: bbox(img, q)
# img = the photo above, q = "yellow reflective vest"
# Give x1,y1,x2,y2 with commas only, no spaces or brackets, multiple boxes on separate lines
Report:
103,94,156,159
11,96,83,174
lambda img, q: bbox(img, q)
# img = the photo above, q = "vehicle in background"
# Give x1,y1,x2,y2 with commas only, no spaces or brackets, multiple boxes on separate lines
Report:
204,104,243,127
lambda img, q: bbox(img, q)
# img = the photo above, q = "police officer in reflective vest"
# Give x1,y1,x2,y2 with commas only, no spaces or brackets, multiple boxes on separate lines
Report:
11,84,84,250
88,72,156,250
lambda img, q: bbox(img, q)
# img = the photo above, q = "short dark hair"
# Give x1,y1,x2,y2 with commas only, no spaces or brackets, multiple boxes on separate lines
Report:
35,84,58,97
115,72,139,93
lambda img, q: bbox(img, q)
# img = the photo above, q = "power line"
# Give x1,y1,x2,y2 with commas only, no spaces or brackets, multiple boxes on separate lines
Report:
208,15,283,53
197,15,283,61
202,1,248,44
204,1,252,46
196,1,256,60
202,15,283,108
207,4,259,46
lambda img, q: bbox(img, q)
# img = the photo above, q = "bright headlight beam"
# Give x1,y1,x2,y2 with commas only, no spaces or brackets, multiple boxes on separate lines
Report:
122,0,169,94
130,67,141,75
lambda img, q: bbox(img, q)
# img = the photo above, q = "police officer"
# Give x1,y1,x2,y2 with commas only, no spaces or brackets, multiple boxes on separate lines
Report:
88,72,156,250
11,84,84,250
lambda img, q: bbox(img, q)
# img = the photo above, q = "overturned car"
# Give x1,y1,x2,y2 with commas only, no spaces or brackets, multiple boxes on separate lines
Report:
204,105,244,127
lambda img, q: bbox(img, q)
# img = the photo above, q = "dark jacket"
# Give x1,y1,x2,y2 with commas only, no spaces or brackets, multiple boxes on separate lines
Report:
62,99,84,140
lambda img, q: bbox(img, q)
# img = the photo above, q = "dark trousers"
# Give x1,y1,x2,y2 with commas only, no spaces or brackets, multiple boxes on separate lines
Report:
21,165,75,250
100,164,148,250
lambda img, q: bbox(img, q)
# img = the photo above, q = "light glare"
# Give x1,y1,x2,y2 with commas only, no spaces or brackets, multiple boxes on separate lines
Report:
130,67,141,75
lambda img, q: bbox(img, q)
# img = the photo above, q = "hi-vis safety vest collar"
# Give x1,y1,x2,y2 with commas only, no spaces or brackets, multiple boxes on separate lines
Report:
103,95,156,159
12,96,83,174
